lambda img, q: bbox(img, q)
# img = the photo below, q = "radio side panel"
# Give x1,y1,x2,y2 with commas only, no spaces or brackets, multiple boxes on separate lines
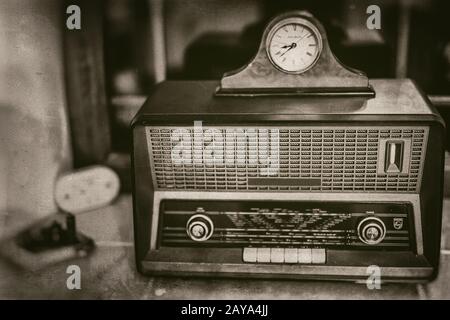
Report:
420,120,445,279
131,125,154,273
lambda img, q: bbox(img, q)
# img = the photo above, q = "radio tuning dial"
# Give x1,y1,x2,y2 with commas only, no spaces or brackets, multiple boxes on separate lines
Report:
186,212,214,242
357,217,386,245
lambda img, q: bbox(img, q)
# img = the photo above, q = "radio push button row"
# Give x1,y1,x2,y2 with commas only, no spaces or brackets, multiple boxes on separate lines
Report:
243,248,325,264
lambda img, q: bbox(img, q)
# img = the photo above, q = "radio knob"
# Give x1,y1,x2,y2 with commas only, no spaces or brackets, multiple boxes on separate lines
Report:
357,217,386,245
186,214,214,241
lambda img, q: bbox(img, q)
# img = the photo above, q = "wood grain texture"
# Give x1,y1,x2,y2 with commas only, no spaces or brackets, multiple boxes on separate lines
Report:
219,11,370,92
64,0,111,167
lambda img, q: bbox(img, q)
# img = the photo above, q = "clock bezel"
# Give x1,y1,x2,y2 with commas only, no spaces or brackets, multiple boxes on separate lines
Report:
266,17,323,74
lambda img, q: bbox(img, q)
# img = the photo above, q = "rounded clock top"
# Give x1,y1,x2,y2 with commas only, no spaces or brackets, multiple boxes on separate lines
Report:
218,11,371,94
266,17,322,74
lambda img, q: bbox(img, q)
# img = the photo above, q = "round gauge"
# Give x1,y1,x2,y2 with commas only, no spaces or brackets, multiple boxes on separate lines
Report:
266,18,322,73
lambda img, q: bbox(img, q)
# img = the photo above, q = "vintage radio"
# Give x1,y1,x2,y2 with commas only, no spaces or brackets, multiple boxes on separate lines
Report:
131,12,445,282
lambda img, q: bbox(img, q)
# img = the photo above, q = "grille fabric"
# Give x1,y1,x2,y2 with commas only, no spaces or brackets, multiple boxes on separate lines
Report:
147,126,427,193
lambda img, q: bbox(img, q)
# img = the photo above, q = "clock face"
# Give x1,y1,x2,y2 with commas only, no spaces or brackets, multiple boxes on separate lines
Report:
267,20,322,73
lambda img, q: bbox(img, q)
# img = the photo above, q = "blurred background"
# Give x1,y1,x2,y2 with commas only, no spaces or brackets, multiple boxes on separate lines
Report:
1,0,450,299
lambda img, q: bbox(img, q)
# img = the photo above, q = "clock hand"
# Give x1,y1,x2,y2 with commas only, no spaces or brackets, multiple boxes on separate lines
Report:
281,36,312,57
280,44,294,50
295,35,308,44
293,34,315,51
280,43,296,57
280,48,292,57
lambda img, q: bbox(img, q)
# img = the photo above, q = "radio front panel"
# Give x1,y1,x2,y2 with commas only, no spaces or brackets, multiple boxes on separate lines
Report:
159,200,415,251
146,126,428,193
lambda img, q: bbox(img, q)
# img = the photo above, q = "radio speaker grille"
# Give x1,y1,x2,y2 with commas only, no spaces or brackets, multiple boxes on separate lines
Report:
146,126,427,193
